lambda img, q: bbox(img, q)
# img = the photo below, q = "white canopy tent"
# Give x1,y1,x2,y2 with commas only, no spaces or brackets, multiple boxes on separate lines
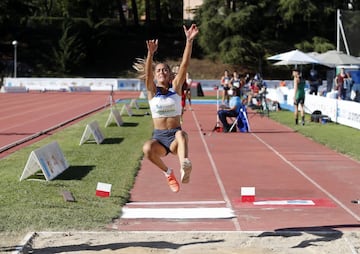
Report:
316,50,360,67
267,49,319,66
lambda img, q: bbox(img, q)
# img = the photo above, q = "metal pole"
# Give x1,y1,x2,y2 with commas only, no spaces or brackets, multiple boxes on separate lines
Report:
339,15,351,55
336,9,340,52
12,40,18,78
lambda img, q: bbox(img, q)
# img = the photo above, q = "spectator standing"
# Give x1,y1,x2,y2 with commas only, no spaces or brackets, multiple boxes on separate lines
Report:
230,71,241,89
240,74,250,102
309,69,320,95
343,72,354,100
293,69,306,125
220,70,231,105
335,67,346,100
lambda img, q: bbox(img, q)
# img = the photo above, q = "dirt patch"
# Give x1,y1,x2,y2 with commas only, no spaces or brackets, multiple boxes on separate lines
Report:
16,231,360,254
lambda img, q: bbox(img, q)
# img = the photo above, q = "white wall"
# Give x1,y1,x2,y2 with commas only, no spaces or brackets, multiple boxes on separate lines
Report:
267,86,360,130
3,78,142,91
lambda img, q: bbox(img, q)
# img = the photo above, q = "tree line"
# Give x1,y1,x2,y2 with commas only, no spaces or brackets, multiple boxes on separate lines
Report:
196,0,359,76
0,0,358,78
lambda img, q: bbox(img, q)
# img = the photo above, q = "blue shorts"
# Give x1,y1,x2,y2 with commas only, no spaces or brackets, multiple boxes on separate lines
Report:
152,127,181,154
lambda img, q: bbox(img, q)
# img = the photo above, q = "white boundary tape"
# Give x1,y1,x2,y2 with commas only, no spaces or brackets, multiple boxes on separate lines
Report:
128,201,226,205
121,207,235,219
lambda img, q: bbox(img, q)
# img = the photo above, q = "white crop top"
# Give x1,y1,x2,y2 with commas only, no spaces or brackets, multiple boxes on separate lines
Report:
149,89,182,118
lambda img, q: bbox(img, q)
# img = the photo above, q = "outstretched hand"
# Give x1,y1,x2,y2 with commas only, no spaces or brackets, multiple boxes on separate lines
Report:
183,24,199,42
146,39,158,55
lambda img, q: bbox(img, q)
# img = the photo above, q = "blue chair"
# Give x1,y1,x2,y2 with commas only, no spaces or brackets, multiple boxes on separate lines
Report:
229,104,251,132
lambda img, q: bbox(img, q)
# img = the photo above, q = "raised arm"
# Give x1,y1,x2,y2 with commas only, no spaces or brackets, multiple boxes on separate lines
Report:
145,39,158,99
172,24,199,94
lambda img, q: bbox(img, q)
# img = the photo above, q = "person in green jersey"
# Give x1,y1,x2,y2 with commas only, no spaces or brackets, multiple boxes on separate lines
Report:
293,68,306,125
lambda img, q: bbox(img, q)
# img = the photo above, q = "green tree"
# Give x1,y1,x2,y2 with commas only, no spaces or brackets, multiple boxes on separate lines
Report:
116,0,127,26
130,0,139,26
276,0,353,51
52,19,86,75
145,0,150,25
196,0,358,73
0,0,33,28
295,36,335,53
133,0,182,26
196,0,268,70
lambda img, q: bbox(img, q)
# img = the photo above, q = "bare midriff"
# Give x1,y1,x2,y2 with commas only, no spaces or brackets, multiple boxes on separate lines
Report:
153,116,181,130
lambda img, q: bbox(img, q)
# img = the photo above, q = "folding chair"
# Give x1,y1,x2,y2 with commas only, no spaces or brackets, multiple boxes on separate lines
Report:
229,104,251,132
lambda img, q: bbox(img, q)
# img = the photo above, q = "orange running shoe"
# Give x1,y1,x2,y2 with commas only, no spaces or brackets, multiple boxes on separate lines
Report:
180,158,192,183
167,171,180,193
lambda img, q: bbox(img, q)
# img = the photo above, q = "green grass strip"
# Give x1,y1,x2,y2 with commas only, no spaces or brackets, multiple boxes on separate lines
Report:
269,110,360,161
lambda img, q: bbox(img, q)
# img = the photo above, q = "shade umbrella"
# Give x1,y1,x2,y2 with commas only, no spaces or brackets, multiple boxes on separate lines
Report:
273,60,314,66
267,49,319,65
316,50,360,67
272,52,321,69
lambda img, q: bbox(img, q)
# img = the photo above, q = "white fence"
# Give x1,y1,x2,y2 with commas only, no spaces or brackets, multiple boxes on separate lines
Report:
267,86,360,130
2,78,142,92
1,78,295,92
2,77,359,130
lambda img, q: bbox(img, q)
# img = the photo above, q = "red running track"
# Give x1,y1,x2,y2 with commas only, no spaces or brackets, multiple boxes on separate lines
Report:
0,91,139,158
114,103,360,232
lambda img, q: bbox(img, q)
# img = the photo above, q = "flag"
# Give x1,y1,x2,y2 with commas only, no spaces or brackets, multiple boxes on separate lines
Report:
96,182,112,197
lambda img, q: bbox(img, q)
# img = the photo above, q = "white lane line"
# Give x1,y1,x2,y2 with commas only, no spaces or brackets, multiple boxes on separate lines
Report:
251,132,360,222
191,110,241,230
128,201,226,205
253,200,315,206
121,207,235,219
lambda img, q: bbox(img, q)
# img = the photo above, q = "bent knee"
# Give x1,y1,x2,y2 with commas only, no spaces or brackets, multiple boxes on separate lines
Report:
142,141,153,156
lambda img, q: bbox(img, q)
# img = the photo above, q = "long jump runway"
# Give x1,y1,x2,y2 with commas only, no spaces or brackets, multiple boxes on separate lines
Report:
115,104,360,232
1,93,360,232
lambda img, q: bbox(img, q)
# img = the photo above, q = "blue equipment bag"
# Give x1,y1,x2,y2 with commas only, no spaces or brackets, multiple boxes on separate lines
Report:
237,105,250,132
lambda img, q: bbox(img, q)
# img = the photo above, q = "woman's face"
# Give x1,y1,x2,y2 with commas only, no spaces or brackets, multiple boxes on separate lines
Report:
155,63,171,84
292,70,299,78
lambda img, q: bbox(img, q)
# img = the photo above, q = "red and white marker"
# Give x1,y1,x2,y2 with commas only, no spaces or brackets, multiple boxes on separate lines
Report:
241,187,255,202
96,182,112,197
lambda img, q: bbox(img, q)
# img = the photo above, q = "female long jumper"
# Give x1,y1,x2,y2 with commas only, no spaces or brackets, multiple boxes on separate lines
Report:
142,24,199,193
